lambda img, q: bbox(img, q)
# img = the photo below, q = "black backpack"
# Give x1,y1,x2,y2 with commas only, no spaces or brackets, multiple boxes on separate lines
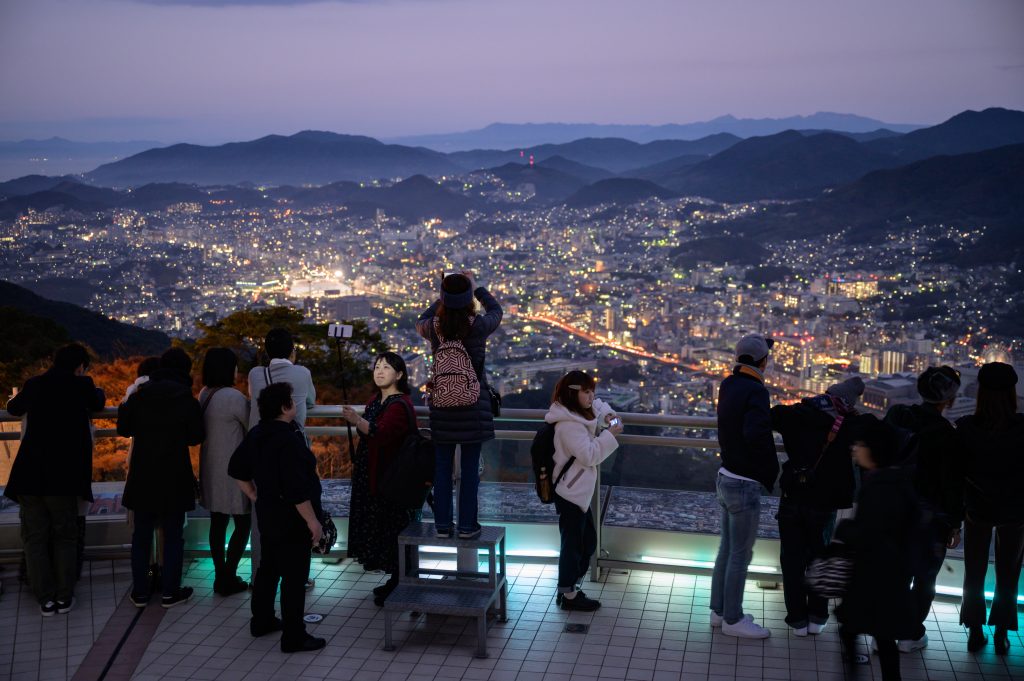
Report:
379,400,436,510
531,422,575,504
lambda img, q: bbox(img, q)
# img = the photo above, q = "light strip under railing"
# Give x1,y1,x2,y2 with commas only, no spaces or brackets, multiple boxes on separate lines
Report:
640,555,779,573
417,546,559,559
935,585,1024,604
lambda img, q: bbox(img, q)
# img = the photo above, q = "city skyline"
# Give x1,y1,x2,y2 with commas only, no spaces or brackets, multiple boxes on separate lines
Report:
2,0,1023,142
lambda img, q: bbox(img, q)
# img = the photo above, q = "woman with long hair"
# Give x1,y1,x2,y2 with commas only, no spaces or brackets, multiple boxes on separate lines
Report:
198,347,252,596
957,362,1024,655
416,270,502,539
343,352,416,606
545,370,622,611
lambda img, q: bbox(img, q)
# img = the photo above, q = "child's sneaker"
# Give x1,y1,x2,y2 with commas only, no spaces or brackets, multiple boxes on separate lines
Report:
161,587,194,609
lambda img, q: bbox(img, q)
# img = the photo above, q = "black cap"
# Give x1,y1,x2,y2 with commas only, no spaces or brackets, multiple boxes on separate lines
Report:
978,362,1018,390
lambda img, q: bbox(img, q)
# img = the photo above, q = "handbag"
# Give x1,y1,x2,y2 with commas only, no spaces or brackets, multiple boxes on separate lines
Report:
379,400,435,509
312,511,337,555
487,385,502,417
805,538,854,598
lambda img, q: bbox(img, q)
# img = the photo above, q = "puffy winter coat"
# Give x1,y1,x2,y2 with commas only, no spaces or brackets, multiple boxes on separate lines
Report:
546,398,619,512
416,287,502,444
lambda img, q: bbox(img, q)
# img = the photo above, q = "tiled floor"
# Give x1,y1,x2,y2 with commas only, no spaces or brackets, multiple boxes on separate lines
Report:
2,556,1023,681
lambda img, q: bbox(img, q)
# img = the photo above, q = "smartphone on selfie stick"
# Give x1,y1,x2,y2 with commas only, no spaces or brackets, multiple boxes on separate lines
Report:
328,323,356,456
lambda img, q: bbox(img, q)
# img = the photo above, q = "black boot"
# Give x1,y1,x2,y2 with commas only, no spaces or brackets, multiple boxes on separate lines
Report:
967,626,988,652
994,627,1010,655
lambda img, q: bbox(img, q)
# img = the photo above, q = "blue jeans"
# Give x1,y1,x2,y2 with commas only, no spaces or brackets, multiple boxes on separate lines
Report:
432,443,482,534
710,473,762,624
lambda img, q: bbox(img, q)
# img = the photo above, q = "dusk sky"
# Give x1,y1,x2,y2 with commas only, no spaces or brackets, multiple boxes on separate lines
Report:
1,0,1023,144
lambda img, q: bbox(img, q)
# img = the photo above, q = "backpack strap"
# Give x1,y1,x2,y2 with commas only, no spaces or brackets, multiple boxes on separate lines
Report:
200,387,222,414
808,414,845,472
264,366,273,386
396,398,418,432
554,455,577,488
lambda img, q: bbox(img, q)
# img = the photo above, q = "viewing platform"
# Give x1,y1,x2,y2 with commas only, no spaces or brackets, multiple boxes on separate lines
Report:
0,406,1021,680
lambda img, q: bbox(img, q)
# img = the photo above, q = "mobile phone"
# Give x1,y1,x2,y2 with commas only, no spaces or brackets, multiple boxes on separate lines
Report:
608,417,622,428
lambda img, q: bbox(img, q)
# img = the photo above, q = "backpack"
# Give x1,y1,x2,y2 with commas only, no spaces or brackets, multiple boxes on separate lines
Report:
379,399,436,510
531,422,576,504
429,317,480,408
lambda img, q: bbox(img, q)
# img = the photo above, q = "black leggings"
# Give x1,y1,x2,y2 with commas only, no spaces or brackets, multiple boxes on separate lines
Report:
209,512,252,580
841,629,900,681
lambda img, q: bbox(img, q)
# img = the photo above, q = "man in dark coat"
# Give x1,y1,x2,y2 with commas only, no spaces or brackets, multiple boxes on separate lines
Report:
837,416,920,681
771,376,867,636
5,344,105,615
711,333,777,639
884,366,963,653
117,347,204,608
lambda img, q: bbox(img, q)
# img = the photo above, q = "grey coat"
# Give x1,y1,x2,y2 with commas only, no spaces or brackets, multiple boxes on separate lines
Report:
417,287,502,444
199,387,251,515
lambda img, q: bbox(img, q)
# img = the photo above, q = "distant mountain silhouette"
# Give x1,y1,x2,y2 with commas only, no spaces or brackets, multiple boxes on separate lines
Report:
388,114,922,150
0,281,170,358
0,180,251,218
86,131,461,186
621,154,707,181
450,134,740,173
733,143,1024,263
564,178,678,208
863,108,1024,161
0,174,82,200
482,162,588,202
534,156,614,183
655,131,901,201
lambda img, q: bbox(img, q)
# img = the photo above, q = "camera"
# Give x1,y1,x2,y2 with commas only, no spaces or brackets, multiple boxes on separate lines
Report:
327,323,354,339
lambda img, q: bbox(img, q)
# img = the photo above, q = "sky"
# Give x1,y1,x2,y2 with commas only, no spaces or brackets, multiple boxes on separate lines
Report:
1,0,1022,143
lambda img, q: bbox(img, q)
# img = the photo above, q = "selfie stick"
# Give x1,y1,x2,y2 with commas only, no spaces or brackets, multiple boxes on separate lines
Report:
334,337,356,458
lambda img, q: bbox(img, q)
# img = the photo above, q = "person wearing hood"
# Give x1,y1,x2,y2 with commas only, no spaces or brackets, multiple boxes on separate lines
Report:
771,376,868,637
884,366,964,653
956,362,1024,655
545,370,622,611
118,348,204,609
711,334,778,639
5,343,105,616
836,417,920,681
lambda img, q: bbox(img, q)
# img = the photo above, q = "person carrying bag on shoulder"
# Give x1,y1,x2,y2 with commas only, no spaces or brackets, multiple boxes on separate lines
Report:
545,370,622,612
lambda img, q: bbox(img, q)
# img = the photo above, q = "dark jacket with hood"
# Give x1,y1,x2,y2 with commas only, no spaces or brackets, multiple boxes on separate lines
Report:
228,419,323,544
956,413,1024,525
117,368,204,513
835,466,921,639
416,287,502,445
717,365,779,491
5,368,105,502
771,394,866,511
885,403,965,529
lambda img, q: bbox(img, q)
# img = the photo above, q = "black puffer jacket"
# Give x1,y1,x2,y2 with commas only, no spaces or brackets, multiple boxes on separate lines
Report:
771,396,866,511
416,287,502,444
885,403,965,529
717,366,778,491
118,368,204,513
835,466,921,640
956,413,1024,525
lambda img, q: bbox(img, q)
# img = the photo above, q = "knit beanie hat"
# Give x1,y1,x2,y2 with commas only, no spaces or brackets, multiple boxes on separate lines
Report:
978,362,1018,390
826,376,866,410
917,366,961,403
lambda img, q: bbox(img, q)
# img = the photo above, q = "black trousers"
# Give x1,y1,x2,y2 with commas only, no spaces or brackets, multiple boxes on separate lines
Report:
777,496,834,628
252,539,311,644
554,495,596,591
841,628,900,681
209,512,252,582
909,516,950,639
961,517,1024,629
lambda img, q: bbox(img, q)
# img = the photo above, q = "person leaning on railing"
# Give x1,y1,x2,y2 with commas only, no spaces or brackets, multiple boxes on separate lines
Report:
229,382,326,654
342,352,416,607
117,348,205,609
416,270,502,541
546,370,622,612
4,343,105,617
956,361,1024,656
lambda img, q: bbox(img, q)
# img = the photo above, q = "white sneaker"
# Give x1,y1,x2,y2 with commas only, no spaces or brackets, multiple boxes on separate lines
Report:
808,621,827,635
870,637,878,653
710,611,753,627
722,617,771,639
897,635,928,653
793,626,808,637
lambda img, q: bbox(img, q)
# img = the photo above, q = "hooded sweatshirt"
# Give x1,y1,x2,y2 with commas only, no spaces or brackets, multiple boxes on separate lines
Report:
545,398,619,512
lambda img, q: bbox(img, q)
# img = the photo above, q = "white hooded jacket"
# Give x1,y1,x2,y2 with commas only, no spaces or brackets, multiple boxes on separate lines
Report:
545,398,619,511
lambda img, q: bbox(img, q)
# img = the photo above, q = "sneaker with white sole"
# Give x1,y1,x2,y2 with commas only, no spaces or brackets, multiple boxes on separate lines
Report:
722,617,771,639
56,597,75,614
710,611,753,628
40,601,57,617
793,626,808,637
897,635,928,653
808,621,827,635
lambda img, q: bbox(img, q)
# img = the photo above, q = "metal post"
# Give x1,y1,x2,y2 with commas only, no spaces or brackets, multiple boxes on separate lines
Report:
589,464,602,583
454,445,477,576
